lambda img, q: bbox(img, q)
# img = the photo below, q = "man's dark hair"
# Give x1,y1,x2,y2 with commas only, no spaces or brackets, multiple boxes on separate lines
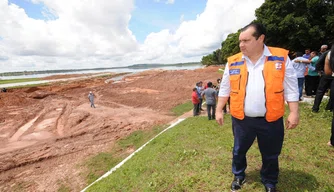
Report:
296,52,303,57
241,22,266,40
207,82,213,87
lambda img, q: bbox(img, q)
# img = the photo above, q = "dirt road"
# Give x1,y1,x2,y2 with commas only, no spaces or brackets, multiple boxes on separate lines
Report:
0,66,222,191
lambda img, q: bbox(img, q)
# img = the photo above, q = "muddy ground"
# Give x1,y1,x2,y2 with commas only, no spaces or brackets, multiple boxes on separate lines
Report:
0,66,222,191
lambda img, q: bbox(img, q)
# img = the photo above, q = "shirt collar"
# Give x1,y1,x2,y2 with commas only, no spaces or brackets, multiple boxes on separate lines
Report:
241,44,272,59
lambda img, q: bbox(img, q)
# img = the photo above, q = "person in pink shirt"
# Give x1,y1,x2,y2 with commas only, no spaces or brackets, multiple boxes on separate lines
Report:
192,88,200,116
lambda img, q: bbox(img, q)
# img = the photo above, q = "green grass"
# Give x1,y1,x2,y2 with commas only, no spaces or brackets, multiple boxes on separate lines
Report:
81,125,168,185
9,83,50,89
0,78,41,84
171,101,193,116
84,101,334,192
57,178,72,192
84,153,124,184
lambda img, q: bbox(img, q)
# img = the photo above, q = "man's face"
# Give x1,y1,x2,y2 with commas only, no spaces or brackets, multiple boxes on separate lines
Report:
239,27,264,57
305,49,310,55
321,47,327,52
310,52,316,58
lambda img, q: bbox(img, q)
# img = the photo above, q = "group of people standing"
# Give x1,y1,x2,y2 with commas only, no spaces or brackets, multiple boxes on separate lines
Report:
192,79,223,120
291,45,334,147
292,45,333,113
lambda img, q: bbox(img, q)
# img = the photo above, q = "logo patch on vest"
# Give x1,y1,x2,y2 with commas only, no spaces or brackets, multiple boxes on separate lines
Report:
230,61,244,67
275,62,283,70
268,56,284,61
229,69,240,75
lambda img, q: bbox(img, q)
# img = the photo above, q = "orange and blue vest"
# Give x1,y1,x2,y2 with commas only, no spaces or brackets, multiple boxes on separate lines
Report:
227,47,289,122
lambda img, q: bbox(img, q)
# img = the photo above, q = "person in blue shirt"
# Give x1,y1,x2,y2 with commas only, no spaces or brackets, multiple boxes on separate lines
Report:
303,48,311,59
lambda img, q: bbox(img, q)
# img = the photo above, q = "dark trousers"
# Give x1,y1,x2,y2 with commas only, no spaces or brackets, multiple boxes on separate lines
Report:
223,97,230,113
206,104,216,120
330,81,334,145
199,98,203,109
232,116,284,188
193,103,200,116
312,75,333,112
305,75,320,96
297,78,305,100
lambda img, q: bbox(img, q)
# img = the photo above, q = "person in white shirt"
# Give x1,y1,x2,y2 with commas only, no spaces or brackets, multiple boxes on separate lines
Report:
216,23,299,192
88,91,96,108
292,52,309,100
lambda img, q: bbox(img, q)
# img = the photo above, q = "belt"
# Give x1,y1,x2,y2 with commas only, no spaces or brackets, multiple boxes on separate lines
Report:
245,116,265,119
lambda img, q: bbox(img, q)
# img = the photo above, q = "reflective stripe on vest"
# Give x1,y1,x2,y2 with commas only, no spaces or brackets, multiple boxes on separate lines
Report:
227,47,288,122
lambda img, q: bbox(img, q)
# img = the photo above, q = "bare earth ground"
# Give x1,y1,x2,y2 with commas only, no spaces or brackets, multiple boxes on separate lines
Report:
0,66,222,192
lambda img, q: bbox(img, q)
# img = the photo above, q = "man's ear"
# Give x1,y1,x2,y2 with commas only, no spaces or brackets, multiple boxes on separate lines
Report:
258,34,265,42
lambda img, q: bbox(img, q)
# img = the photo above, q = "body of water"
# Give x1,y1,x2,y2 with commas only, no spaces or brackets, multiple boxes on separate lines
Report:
0,64,203,80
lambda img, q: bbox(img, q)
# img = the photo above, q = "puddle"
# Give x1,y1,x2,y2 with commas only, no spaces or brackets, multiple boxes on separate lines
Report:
36,118,56,131
0,140,38,154
0,133,9,138
9,115,40,142
21,131,54,141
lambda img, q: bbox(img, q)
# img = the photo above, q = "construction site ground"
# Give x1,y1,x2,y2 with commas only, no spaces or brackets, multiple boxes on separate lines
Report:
0,66,222,191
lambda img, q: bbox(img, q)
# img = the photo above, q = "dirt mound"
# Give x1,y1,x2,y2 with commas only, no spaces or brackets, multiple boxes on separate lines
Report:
0,65,223,191
28,90,55,99
24,87,40,93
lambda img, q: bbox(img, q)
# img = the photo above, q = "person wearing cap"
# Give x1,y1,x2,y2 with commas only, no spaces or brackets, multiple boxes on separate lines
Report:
201,82,217,120
88,91,96,108
216,22,299,192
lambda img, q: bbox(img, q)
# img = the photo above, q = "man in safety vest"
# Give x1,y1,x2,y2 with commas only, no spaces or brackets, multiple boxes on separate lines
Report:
216,23,299,192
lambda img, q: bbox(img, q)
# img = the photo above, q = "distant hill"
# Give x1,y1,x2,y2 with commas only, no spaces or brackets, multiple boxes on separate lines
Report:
0,62,201,77
128,62,201,69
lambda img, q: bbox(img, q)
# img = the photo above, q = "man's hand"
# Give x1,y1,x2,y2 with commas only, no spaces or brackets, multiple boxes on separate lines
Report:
216,110,224,126
215,97,229,126
285,112,299,129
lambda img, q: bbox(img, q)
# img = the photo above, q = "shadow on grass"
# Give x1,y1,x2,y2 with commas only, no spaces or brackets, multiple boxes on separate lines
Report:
246,168,319,192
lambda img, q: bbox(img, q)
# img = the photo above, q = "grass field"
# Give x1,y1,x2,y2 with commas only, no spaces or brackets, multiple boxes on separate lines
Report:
0,78,41,85
80,101,334,192
171,101,193,116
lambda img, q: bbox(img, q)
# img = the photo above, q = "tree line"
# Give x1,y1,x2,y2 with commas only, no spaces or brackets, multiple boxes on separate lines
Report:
201,0,334,65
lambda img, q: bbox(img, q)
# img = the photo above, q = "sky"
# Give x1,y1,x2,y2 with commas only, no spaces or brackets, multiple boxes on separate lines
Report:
0,0,264,72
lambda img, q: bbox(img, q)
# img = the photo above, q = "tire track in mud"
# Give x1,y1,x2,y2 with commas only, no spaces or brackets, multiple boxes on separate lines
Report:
55,104,69,137
9,112,43,142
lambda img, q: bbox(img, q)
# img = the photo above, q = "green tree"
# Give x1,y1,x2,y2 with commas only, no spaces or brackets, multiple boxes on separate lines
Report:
255,0,334,51
201,54,216,65
220,31,240,63
201,0,334,65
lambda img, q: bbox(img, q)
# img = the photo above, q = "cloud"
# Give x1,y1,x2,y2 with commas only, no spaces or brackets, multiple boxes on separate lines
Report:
0,0,264,72
154,0,175,4
166,0,175,4
130,0,264,63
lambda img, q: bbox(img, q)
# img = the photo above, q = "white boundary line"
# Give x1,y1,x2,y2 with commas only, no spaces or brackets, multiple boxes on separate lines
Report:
81,118,186,192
